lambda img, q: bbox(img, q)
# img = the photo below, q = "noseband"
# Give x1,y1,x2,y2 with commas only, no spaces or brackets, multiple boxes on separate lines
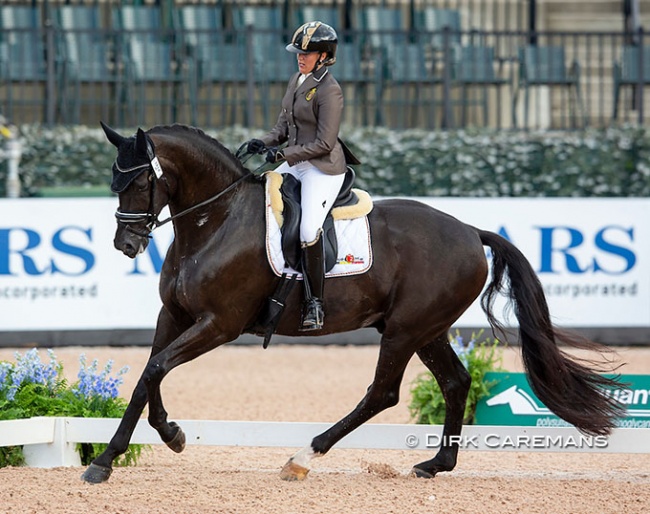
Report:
114,142,251,238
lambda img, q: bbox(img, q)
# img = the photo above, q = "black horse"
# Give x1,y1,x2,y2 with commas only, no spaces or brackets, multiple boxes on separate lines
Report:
82,123,623,484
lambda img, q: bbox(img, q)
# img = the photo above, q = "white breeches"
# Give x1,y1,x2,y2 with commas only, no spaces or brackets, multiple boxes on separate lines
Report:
274,160,346,245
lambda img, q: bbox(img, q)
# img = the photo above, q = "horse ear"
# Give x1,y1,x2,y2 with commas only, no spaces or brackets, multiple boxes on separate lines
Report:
100,121,126,148
135,128,149,158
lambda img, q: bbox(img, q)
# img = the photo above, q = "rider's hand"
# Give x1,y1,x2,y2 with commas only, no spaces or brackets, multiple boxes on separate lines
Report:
246,139,265,155
266,147,285,164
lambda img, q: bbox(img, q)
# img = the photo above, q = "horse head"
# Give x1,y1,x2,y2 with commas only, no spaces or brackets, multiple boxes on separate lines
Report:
101,121,171,258
101,122,254,259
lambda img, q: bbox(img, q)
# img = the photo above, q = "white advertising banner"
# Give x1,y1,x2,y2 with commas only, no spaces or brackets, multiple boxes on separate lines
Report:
0,197,648,331
423,198,649,328
0,198,172,330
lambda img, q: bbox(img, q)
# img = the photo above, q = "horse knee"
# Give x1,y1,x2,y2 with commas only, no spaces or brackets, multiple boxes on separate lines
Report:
458,366,471,392
142,359,166,385
446,367,471,404
382,388,400,410
364,385,400,413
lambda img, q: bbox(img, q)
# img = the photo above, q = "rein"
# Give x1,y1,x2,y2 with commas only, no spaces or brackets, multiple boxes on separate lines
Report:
154,173,251,229
115,142,257,236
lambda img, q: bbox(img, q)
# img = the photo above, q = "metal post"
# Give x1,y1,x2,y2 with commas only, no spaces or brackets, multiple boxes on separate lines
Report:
638,27,645,124
245,25,256,128
44,17,56,126
528,0,537,46
4,138,23,198
441,27,454,129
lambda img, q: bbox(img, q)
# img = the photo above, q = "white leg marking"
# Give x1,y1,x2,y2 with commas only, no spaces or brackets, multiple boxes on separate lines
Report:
291,446,318,469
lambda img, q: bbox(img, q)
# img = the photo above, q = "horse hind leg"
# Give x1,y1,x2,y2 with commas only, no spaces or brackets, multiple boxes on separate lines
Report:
280,370,408,481
411,334,471,478
280,336,415,481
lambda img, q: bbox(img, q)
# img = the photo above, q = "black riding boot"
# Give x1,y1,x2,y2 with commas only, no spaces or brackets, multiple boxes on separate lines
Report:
300,235,325,331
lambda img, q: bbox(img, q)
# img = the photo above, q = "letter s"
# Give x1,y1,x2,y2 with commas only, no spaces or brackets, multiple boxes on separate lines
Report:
50,227,95,276
593,226,636,274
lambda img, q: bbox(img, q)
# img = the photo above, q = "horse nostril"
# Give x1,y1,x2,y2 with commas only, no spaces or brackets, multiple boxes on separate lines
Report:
115,241,136,257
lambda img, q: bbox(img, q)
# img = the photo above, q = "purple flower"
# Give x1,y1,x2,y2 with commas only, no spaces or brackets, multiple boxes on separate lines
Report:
1,349,61,401
73,354,129,400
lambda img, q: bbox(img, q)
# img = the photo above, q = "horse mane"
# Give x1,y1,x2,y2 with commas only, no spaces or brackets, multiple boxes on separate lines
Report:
147,124,250,174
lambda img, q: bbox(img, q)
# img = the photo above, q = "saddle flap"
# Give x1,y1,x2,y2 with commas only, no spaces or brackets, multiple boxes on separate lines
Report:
266,170,372,272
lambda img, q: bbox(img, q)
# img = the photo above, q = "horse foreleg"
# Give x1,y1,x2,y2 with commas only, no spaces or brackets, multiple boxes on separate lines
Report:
411,335,471,478
280,339,414,480
81,309,187,484
81,379,149,483
142,316,227,453
142,353,186,454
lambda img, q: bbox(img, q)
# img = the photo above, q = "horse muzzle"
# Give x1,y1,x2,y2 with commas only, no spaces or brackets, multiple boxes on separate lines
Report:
114,226,149,258
114,210,154,258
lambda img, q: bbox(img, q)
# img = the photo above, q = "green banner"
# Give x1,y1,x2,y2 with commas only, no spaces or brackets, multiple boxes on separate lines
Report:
475,372,650,429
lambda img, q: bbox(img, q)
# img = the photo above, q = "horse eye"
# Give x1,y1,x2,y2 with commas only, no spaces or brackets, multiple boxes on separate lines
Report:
136,179,150,192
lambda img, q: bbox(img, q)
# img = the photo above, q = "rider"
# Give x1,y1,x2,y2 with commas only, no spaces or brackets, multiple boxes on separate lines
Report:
244,21,359,331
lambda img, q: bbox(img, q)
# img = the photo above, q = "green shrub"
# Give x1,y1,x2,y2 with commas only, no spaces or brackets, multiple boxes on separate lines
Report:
409,331,503,425
2,124,649,197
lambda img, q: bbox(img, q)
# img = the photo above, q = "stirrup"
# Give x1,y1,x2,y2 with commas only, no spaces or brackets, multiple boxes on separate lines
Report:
300,299,324,331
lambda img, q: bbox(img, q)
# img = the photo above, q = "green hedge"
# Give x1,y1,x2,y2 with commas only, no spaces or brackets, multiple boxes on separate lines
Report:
1,124,649,197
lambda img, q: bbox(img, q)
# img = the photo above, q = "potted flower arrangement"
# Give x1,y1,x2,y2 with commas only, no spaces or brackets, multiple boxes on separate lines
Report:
0,348,145,467
409,331,504,425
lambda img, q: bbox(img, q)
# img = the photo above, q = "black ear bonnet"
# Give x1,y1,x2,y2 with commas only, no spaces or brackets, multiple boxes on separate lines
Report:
110,132,154,193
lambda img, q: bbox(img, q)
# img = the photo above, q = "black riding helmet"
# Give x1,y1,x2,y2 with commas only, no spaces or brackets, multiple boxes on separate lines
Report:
286,21,338,66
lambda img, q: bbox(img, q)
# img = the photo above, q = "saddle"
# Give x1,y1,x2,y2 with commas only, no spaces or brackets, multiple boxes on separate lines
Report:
267,168,372,272
253,169,373,348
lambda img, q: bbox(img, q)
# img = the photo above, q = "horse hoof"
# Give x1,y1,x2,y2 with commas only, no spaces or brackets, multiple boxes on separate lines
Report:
411,467,435,479
81,463,112,484
279,459,310,481
165,422,186,453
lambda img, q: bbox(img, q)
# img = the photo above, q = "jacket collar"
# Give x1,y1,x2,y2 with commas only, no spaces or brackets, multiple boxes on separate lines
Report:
294,66,328,94
311,65,328,82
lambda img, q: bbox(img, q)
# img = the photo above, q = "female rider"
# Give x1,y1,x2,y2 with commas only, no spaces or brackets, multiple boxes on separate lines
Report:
244,21,358,331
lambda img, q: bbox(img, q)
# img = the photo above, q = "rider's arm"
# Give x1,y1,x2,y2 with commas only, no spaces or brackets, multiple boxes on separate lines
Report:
262,110,290,148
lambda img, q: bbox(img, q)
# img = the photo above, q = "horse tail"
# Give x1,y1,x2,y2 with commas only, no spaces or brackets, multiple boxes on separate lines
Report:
477,229,624,436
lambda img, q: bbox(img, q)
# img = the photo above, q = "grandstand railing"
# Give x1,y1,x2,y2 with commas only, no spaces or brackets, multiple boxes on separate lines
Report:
1,16,648,129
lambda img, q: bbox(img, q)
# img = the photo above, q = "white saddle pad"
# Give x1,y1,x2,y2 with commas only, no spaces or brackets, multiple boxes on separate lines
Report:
265,182,373,279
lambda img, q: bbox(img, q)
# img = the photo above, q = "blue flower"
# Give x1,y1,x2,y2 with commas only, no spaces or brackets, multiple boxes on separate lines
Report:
448,331,482,369
0,362,12,388
449,333,470,368
1,349,61,401
73,354,129,400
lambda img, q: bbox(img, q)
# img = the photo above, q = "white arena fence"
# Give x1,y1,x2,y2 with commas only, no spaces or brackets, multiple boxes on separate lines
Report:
1,418,649,468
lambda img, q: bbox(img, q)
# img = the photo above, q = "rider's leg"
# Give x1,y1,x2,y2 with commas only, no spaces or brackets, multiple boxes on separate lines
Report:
300,232,325,330
297,165,345,330
298,165,345,243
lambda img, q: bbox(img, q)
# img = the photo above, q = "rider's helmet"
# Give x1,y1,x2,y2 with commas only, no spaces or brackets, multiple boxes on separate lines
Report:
286,21,338,66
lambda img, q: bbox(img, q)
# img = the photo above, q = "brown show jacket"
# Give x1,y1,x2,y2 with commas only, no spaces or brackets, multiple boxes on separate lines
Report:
261,66,358,175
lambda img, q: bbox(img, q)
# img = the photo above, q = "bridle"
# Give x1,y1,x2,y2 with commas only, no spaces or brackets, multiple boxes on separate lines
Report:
114,142,252,238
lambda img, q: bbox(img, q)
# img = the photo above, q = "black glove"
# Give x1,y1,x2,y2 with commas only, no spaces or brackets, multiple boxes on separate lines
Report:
246,139,265,155
266,147,285,164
